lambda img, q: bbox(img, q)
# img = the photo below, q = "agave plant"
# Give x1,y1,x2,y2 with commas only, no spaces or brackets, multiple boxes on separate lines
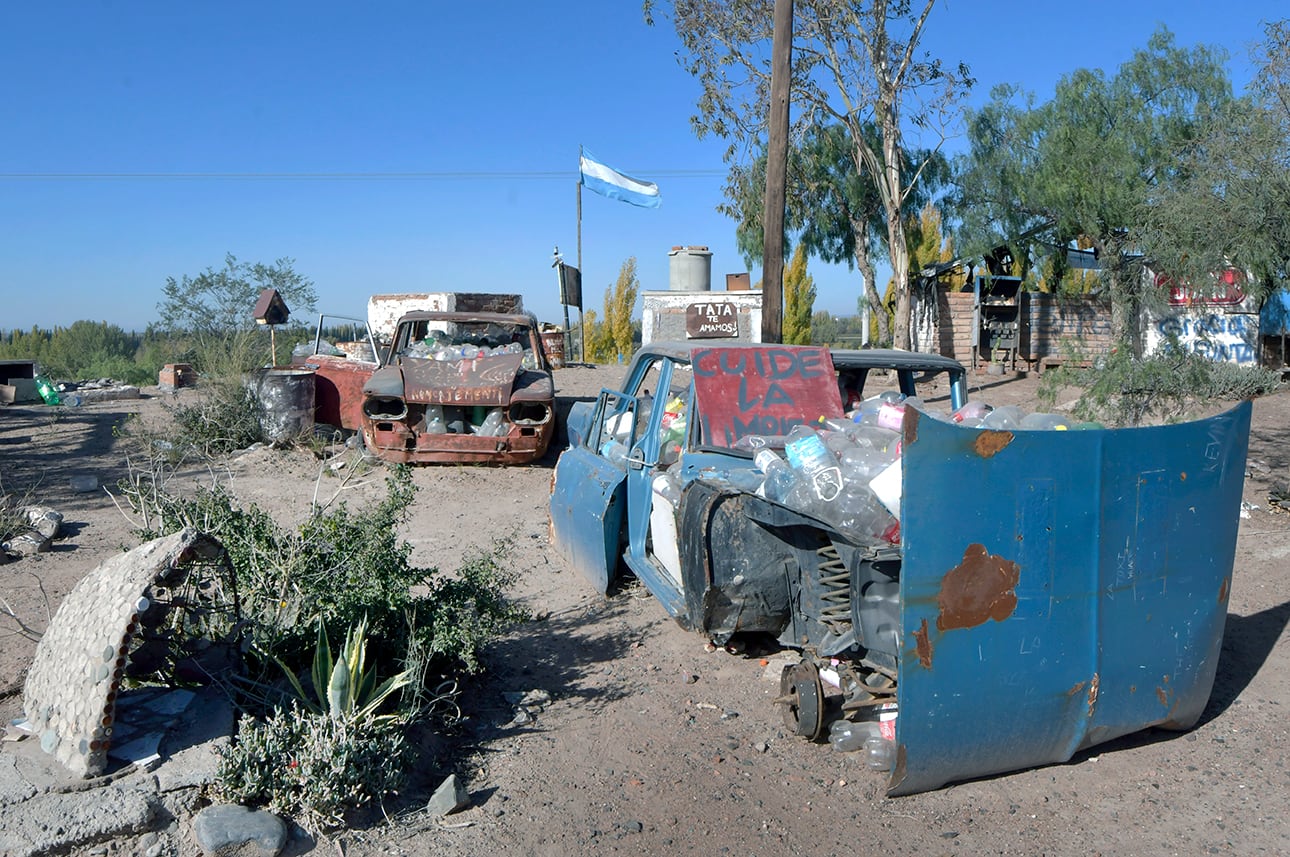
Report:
275,616,413,723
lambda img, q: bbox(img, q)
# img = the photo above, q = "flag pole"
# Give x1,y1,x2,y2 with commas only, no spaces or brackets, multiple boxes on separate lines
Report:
577,176,585,364
561,186,572,363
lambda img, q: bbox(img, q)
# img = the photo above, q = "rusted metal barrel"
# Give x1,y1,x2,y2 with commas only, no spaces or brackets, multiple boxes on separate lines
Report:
252,367,316,442
541,331,566,369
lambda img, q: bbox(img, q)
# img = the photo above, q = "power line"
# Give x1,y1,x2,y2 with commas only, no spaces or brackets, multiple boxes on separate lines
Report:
0,168,726,181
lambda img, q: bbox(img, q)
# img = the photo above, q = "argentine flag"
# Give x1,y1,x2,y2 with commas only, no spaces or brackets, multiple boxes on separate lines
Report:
579,147,661,209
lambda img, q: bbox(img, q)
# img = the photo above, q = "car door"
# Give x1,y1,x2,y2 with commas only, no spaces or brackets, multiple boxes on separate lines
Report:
621,357,690,617
549,386,638,594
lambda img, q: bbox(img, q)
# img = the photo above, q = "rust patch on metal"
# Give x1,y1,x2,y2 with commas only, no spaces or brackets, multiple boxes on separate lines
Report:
1066,681,1088,697
1087,674,1100,716
1156,686,1169,706
1218,576,1230,603
904,407,920,446
936,544,1020,632
973,430,1013,458
1179,471,1187,482
913,617,933,668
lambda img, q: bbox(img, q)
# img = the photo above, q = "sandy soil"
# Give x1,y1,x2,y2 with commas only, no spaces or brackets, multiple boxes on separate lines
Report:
1,364,1288,857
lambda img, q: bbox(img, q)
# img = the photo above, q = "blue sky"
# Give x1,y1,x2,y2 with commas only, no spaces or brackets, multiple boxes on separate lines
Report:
1,1,1284,334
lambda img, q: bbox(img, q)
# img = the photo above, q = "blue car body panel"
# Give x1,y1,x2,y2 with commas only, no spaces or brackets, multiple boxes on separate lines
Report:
548,443,625,595
892,401,1251,794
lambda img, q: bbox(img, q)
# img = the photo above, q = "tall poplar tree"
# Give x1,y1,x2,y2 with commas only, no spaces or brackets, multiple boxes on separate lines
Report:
782,245,816,345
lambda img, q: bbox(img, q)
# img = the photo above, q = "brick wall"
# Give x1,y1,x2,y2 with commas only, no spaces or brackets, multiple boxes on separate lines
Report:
934,289,976,362
1020,293,1114,368
933,288,1114,370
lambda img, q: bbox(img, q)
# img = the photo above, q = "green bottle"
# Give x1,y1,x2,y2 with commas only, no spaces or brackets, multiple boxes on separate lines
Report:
34,376,61,406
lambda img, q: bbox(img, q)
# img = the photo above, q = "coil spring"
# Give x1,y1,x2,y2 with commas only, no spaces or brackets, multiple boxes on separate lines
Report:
816,542,852,632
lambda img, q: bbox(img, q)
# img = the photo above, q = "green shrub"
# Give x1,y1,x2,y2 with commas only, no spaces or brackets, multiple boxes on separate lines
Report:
1039,346,1284,426
216,703,410,830
129,466,528,702
164,382,266,457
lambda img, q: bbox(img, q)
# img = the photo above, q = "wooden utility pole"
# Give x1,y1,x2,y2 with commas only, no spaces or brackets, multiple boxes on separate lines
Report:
761,0,793,344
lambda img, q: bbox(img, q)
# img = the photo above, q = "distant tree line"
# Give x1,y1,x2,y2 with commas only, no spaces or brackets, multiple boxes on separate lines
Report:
0,322,163,386
2,254,318,386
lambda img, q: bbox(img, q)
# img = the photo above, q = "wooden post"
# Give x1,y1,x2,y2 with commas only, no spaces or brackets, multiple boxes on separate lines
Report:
761,0,792,345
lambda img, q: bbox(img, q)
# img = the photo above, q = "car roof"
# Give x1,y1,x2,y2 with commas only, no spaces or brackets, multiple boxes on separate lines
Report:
396,310,537,326
636,341,966,374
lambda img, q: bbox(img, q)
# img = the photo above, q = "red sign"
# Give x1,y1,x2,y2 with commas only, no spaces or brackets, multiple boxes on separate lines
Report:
691,346,842,447
1157,270,1247,306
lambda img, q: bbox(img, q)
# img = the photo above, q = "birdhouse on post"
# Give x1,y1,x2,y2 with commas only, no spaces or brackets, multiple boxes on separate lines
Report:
252,288,291,366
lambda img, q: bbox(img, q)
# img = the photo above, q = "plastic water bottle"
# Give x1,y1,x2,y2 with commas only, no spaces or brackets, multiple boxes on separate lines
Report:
850,397,885,426
654,470,682,505
601,439,629,466
784,426,843,503
864,736,897,771
830,484,894,540
829,719,882,753
838,445,886,483
817,416,854,434
754,449,800,504
476,407,505,436
425,404,447,434
1019,412,1073,431
951,401,992,426
875,402,906,432
981,405,1024,430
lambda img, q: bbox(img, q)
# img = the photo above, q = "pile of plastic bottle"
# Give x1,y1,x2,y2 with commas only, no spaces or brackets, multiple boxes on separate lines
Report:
829,715,898,770
729,393,1093,545
421,404,507,436
403,339,525,361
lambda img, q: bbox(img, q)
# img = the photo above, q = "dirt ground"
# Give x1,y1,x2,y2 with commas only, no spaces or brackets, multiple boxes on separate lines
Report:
1,363,1288,857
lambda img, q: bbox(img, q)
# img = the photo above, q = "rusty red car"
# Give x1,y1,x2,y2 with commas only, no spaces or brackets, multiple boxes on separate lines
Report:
302,310,556,465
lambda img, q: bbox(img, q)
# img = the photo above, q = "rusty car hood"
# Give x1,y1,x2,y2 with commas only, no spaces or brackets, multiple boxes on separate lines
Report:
890,401,1251,794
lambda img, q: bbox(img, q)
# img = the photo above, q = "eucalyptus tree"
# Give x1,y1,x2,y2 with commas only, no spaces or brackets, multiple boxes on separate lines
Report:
646,0,970,350
724,122,950,345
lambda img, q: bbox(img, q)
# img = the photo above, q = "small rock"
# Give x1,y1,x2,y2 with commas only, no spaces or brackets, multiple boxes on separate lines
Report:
191,804,287,857
23,506,63,538
684,674,699,685
427,774,471,818
2,531,48,557
519,689,551,709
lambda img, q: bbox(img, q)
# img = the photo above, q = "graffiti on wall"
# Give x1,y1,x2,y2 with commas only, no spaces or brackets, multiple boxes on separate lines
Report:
1149,311,1259,364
